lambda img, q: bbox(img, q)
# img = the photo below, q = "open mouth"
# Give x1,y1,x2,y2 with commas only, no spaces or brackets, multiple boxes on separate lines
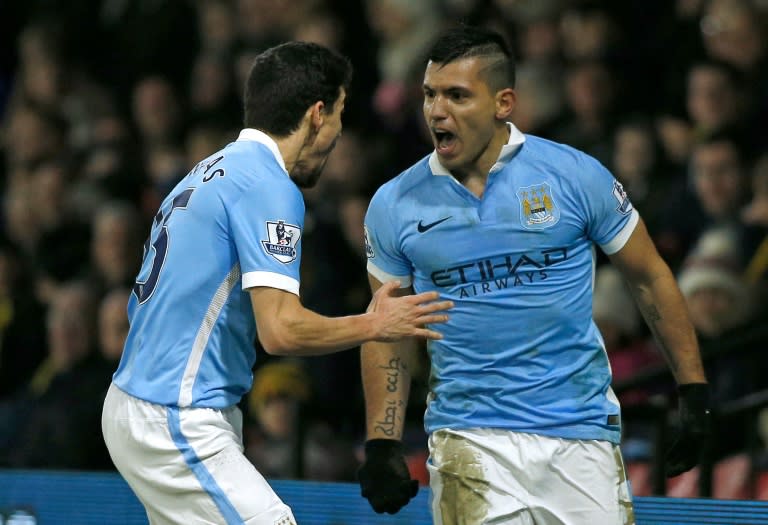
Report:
433,130,457,152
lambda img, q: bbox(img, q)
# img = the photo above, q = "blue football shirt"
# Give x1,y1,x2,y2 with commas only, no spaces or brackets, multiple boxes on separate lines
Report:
113,129,304,409
364,124,639,443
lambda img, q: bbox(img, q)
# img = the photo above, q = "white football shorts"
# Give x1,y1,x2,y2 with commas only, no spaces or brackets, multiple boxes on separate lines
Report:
102,383,296,525
427,428,635,525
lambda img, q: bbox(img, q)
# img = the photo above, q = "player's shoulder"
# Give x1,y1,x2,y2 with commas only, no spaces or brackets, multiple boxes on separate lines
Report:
194,140,296,193
520,134,604,173
371,154,433,202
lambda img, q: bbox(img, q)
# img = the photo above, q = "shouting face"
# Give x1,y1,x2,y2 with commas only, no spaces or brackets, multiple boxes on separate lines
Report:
422,57,514,179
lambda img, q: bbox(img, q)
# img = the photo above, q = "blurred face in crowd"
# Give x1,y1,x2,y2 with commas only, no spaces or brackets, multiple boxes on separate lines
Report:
613,125,655,185
691,140,744,218
47,285,94,371
92,209,142,286
686,286,739,337
701,0,765,70
686,65,739,131
98,289,130,361
132,77,180,142
423,57,515,179
257,395,299,439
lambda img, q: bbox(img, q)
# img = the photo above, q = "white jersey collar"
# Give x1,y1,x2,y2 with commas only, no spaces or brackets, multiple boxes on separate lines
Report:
428,122,526,176
237,128,288,175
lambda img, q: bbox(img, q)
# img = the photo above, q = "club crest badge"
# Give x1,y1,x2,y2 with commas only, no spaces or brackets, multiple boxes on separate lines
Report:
517,183,560,230
261,220,301,263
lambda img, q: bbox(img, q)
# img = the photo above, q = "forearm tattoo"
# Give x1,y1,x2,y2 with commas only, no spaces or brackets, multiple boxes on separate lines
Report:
641,303,678,373
373,357,406,437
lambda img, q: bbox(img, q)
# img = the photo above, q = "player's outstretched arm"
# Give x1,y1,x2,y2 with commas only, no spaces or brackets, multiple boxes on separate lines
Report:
248,282,452,356
609,216,711,477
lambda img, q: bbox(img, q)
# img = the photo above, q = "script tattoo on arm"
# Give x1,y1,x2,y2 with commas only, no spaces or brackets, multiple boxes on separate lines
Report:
641,302,679,373
373,357,406,437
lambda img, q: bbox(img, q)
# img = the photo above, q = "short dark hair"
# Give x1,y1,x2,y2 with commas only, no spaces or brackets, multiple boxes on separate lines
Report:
427,25,515,90
243,42,353,136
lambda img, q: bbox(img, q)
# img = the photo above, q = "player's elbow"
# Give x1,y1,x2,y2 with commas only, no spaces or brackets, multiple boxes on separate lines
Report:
257,331,298,356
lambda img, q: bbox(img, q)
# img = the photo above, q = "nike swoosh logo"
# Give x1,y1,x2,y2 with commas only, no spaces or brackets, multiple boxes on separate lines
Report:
417,216,452,233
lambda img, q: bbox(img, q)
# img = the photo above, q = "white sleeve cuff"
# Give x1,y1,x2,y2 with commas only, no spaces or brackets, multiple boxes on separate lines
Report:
600,209,639,255
366,261,412,288
242,271,300,295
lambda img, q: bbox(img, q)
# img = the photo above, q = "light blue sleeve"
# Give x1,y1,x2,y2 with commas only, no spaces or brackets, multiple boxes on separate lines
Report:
364,186,412,285
581,155,640,255
228,178,304,293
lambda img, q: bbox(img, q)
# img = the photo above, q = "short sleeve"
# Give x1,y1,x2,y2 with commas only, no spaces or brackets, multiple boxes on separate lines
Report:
581,156,639,255
228,179,304,294
364,187,413,287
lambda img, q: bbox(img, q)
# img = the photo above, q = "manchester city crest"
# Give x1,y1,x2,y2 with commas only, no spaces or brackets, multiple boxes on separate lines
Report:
517,182,560,229
261,220,301,263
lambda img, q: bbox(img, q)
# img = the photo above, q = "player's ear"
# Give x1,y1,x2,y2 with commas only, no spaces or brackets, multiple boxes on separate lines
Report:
310,101,325,130
495,88,516,120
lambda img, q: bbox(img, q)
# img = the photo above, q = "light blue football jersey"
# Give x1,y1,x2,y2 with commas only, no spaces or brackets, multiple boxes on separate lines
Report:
113,129,304,409
364,124,639,443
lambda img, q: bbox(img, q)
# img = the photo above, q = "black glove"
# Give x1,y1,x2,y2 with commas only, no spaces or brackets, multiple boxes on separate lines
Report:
665,383,713,478
357,439,419,514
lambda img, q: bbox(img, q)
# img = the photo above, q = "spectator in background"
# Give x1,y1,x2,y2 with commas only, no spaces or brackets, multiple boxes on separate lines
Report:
0,280,112,470
365,0,445,129
611,117,675,232
130,76,185,150
655,132,754,271
184,125,233,172
2,102,68,174
654,112,695,175
549,60,618,165
699,0,768,152
187,52,241,130
364,0,447,169
30,159,92,296
0,242,46,399
96,286,130,369
742,154,768,310
245,359,357,482
73,110,144,207
677,227,767,460
685,59,749,142
84,201,143,299
140,143,189,219
195,0,239,58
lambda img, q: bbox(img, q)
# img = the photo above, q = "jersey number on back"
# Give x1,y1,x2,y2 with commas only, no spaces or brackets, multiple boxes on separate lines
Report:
133,188,195,303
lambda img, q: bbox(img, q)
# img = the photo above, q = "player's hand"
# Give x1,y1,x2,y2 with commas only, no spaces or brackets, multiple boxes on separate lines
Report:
367,281,452,341
665,383,713,478
358,439,419,514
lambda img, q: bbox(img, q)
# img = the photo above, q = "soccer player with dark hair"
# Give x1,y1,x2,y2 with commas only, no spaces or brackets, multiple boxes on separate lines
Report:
358,25,711,524
102,41,452,525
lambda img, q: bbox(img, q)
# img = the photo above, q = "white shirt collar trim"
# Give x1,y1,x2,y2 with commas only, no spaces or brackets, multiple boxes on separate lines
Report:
428,122,526,176
237,128,288,174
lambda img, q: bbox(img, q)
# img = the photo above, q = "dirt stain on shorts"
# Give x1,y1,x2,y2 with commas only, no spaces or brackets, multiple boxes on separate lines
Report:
434,431,490,525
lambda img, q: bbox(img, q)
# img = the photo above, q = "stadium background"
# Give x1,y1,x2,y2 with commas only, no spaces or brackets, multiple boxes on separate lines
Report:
1,0,768,522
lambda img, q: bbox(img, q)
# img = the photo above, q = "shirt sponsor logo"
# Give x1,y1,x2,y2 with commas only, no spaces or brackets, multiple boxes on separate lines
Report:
430,247,568,297
261,220,301,263
517,182,560,229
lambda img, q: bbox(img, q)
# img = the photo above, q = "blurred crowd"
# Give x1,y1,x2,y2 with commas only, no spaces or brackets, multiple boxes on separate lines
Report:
0,0,767,500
